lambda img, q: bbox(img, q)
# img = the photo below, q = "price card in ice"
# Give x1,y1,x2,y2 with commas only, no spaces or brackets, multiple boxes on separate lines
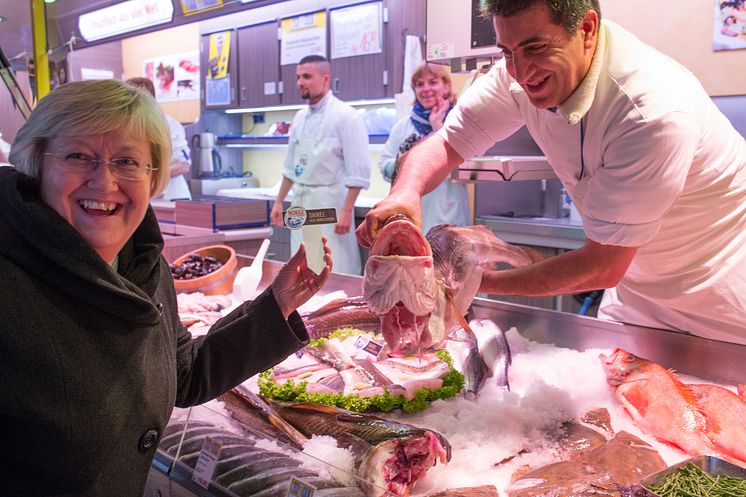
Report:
286,476,317,497
354,334,384,358
283,206,337,275
192,436,222,489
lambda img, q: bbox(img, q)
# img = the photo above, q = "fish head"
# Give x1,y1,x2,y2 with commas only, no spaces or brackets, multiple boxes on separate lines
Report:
363,216,439,356
599,348,642,386
358,429,451,497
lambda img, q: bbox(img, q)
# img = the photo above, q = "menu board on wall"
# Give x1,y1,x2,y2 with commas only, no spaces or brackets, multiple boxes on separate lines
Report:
205,31,232,106
330,1,382,60
143,51,200,102
180,0,223,16
280,11,327,66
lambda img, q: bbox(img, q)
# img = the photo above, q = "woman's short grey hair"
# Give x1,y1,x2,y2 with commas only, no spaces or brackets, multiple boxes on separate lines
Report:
482,0,601,35
9,79,171,196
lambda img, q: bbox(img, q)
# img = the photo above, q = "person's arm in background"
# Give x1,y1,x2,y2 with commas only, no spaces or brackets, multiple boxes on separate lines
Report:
167,116,192,177
337,109,371,234
379,118,410,183
271,177,295,227
358,134,463,245
271,113,301,227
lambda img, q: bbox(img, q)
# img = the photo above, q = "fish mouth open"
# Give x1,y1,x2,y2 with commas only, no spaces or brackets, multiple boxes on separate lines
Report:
363,216,439,357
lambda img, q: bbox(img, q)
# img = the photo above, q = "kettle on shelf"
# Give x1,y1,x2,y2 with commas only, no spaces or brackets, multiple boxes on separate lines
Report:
191,132,223,177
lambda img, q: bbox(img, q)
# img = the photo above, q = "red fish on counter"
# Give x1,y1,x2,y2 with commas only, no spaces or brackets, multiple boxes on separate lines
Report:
599,348,717,457
690,383,746,465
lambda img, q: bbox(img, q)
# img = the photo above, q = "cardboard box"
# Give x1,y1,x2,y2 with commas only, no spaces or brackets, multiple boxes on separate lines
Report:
174,196,269,231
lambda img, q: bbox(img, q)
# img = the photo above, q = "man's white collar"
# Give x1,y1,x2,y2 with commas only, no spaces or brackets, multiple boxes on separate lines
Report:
557,21,607,125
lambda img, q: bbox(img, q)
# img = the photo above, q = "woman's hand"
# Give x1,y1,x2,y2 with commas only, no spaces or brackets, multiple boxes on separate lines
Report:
271,239,332,318
428,97,449,132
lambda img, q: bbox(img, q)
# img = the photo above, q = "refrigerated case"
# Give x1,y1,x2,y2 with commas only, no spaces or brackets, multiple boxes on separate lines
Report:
147,260,746,497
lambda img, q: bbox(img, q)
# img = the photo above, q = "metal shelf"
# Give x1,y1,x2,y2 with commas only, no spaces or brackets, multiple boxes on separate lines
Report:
455,156,556,182
217,134,390,148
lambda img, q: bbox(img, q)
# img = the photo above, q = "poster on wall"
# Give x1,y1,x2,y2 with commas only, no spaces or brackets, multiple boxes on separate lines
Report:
206,31,232,105
280,11,327,66
330,2,382,59
712,0,746,51
180,0,223,16
143,51,200,102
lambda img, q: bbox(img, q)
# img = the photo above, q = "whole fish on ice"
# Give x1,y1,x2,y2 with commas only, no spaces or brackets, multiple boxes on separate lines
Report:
363,217,533,356
690,383,746,465
599,348,716,457
231,391,451,497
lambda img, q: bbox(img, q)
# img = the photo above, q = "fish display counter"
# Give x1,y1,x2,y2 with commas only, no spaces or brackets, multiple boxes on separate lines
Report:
149,257,746,497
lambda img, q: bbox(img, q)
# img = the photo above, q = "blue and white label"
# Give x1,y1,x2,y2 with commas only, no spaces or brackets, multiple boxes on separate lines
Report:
284,206,307,230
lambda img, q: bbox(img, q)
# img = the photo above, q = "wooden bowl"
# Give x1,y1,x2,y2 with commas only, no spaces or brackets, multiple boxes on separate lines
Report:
171,245,237,295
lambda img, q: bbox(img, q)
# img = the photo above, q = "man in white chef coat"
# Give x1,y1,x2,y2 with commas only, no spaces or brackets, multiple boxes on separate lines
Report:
357,0,746,344
271,55,371,275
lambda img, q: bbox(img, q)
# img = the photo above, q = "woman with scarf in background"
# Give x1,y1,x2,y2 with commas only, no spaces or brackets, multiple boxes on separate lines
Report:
379,62,470,234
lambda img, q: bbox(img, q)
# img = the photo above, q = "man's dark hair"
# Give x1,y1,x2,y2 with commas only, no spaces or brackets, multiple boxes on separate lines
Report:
298,54,329,65
482,0,601,35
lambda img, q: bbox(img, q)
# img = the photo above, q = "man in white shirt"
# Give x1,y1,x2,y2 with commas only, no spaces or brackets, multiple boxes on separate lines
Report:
271,55,371,275
357,0,746,344
126,77,192,200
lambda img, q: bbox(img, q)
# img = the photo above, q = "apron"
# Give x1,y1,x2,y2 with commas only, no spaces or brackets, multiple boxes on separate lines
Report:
289,100,362,276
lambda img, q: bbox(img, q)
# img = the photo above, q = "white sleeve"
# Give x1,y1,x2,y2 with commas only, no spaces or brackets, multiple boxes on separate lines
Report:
437,62,526,160
166,116,191,165
338,109,371,189
378,118,411,183
282,110,305,181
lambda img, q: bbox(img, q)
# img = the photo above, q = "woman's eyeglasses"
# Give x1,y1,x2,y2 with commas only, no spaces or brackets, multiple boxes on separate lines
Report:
42,152,157,181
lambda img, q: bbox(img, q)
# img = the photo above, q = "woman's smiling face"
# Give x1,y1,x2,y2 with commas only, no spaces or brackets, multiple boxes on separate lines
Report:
40,130,153,264
414,72,450,110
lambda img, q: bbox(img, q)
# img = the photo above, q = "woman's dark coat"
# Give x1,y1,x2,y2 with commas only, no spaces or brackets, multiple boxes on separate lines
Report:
0,167,309,496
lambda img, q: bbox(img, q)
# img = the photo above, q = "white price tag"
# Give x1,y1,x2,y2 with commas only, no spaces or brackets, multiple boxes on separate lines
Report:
283,207,337,275
354,334,384,358
191,436,222,489
287,476,317,497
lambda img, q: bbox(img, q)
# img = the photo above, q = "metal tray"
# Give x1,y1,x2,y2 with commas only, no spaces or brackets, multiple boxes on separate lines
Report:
641,455,746,496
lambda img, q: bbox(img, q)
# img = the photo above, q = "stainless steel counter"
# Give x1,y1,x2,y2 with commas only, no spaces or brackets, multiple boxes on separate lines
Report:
477,214,585,250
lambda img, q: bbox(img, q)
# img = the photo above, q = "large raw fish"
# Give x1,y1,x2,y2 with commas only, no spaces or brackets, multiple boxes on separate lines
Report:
599,348,717,457
245,396,451,497
690,383,746,465
363,216,439,355
363,218,533,356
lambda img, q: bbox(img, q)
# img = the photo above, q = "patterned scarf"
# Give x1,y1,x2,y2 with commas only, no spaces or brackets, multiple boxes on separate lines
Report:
410,101,433,136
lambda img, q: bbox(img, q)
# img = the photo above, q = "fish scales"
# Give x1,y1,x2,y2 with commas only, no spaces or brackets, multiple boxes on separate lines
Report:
274,403,426,445
167,434,250,456
180,445,274,469
301,296,381,339
227,467,319,495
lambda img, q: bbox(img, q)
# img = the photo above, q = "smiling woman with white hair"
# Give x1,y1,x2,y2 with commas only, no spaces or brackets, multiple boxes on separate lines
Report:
0,79,332,495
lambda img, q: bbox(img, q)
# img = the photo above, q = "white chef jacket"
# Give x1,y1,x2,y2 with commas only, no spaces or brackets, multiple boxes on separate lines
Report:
380,117,470,234
438,20,746,344
283,92,371,275
160,114,192,201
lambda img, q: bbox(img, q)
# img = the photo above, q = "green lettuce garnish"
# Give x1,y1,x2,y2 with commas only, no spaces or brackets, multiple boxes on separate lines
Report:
258,331,465,413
